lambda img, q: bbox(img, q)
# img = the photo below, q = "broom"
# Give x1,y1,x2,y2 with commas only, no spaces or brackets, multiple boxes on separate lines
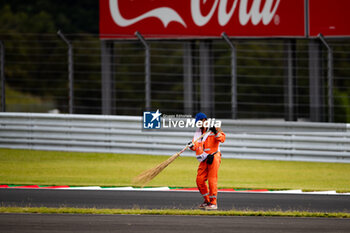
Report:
133,131,210,187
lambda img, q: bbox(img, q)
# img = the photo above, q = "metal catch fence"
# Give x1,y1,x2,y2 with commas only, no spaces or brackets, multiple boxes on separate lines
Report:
0,33,350,122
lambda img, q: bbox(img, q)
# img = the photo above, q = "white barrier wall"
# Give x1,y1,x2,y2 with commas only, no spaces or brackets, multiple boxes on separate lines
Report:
0,113,349,163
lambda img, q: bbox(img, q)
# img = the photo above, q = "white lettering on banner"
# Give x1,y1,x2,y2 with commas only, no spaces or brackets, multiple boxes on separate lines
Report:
218,0,239,26
191,0,219,26
239,0,280,26
109,0,187,28
109,0,280,28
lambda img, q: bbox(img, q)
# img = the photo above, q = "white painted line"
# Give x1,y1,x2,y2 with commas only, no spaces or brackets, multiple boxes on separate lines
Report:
217,190,270,193
132,187,170,191
303,191,337,195
101,187,134,191
269,190,303,194
59,186,102,190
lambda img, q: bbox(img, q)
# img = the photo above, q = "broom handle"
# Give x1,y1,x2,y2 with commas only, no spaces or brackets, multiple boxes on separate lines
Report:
177,130,211,155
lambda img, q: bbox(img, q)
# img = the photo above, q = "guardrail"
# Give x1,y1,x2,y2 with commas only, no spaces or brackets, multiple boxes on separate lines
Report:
0,113,349,163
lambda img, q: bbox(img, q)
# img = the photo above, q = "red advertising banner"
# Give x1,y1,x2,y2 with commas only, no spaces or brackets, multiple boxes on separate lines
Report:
100,0,306,39
308,0,350,37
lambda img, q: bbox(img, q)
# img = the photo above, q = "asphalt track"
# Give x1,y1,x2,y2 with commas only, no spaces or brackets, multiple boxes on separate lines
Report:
1,189,350,233
1,189,350,212
1,213,350,233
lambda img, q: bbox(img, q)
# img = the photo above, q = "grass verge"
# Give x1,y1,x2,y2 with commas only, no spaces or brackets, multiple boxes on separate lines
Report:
1,148,350,192
0,207,349,218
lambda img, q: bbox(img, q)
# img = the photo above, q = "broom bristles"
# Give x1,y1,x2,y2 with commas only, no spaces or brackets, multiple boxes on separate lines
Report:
133,131,209,187
133,152,180,187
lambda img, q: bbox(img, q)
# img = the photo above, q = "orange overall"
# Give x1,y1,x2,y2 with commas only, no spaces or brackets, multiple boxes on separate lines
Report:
190,128,226,205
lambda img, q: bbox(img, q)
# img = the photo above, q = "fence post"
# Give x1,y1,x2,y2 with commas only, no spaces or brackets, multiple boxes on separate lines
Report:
199,40,214,116
183,42,193,115
318,33,334,123
284,39,297,121
221,32,237,119
135,31,151,111
0,41,5,112
101,40,116,115
308,39,324,122
57,30,74,114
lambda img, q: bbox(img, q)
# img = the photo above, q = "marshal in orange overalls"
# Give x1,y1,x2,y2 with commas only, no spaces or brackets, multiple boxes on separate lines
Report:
190,126,226,206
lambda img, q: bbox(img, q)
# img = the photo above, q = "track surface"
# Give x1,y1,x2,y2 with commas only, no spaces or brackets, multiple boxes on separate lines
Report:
1,189,350,212
1,213,350,233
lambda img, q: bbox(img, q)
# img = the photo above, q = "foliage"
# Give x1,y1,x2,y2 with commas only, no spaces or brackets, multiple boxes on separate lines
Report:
0,2,101,113
5,85,56,112
0,0,98,33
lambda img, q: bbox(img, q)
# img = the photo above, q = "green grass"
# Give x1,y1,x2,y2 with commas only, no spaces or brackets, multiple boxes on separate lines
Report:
0,148,350,192
0,207,349,218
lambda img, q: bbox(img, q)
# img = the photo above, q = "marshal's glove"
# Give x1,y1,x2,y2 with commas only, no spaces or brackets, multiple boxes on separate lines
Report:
209,126,217,134
187,141,194,148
